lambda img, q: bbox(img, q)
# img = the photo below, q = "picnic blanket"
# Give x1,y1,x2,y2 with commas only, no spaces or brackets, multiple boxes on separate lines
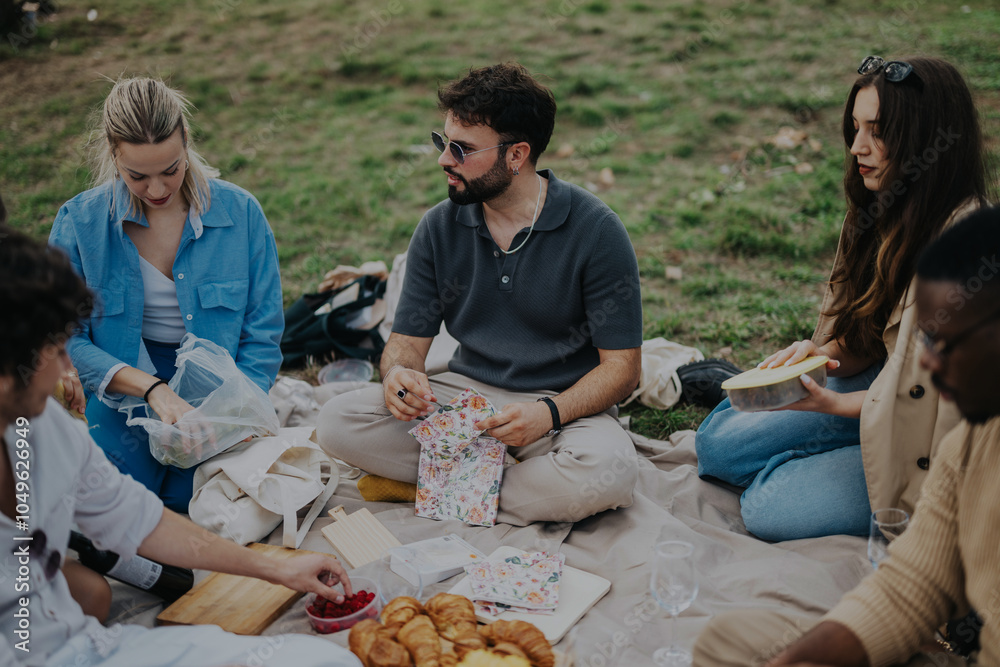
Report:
105,389,872,665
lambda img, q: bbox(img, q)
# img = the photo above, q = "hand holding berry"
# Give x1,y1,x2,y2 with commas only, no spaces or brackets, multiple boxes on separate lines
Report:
269,552,353,602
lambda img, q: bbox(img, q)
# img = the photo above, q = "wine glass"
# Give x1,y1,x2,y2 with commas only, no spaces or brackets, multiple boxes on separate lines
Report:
868,508,909,569
650,540,698,666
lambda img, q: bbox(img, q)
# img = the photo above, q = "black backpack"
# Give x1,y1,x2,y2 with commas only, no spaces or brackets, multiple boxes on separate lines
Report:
280,274,387,368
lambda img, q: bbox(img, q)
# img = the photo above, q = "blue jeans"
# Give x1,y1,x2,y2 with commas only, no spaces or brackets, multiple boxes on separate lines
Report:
695,364,882,541
86,339,196,513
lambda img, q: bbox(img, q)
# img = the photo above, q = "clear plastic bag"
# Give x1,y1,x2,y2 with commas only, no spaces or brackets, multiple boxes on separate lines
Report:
120,334,280,469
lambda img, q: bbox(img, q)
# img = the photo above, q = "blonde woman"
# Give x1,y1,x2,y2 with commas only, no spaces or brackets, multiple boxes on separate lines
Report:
49,77,283,511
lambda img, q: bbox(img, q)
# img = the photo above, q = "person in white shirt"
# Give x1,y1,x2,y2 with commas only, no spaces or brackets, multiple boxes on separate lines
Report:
0,220,361,666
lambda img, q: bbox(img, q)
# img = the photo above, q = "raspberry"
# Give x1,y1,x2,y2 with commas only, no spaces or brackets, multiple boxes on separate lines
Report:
311,591,372,620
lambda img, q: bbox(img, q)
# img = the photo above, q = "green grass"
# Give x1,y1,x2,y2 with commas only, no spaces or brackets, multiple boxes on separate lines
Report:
2,0,999,441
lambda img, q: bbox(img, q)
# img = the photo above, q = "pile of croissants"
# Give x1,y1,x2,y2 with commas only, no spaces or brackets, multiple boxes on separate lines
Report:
348,592,556,667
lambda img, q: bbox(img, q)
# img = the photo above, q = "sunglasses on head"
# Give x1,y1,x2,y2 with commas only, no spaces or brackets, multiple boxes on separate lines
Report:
431,131,511,164
858,55,916,83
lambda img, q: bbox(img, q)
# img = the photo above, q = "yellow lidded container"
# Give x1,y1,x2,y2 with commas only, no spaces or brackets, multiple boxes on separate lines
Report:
721,356,829,412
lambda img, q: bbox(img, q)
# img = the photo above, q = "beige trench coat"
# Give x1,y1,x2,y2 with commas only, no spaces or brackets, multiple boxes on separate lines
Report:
811,203,975,516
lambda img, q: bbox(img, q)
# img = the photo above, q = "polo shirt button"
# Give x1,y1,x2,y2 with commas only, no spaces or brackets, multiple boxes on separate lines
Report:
493,251,499,258
909,385,925,399
917,457,930,470
186,314,193,321
501,275,510,284
177,273,184,280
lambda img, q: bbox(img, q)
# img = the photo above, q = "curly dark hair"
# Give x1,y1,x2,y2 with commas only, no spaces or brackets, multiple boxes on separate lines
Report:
0,220,93,383
438,62,557,165
829,56,993,361
918,205,1000,288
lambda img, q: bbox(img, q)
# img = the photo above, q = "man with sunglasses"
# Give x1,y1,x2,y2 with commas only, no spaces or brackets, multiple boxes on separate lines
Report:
318,63,643,525
0,203,361,664
693,206,1000,666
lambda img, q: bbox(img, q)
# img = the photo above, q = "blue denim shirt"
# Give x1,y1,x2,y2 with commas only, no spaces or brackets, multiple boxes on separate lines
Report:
49,179,283,404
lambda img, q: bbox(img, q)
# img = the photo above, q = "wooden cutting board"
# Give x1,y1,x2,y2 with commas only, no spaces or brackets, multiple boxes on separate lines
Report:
157,543,324,635
320,505,402,568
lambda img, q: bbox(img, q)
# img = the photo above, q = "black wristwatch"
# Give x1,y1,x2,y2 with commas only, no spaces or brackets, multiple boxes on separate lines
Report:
537,397,561,436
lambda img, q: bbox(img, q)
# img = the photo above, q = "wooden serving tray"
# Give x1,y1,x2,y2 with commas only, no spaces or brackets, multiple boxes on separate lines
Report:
157,543,321,635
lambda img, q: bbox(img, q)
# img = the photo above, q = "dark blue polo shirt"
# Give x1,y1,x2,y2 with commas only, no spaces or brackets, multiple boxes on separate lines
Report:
393,169,642,392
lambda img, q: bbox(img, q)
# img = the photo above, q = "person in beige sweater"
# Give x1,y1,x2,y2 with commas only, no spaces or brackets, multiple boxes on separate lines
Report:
693,205,1000,665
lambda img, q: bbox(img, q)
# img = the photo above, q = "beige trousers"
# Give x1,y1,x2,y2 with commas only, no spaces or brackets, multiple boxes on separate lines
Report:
316,372,638,526
693,609,967,667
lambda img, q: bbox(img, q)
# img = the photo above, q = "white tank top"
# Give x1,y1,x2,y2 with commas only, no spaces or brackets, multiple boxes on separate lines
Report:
138,255,186,343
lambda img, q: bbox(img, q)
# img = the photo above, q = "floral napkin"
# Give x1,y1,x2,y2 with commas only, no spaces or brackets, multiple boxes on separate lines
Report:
464,551,565,616
408,388,495,456
411,389,505,527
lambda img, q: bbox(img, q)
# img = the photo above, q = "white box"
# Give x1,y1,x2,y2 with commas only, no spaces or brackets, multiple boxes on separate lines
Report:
390,534,487,587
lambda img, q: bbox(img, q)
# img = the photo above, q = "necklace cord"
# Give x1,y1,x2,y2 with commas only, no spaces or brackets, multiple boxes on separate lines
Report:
498,173,542,256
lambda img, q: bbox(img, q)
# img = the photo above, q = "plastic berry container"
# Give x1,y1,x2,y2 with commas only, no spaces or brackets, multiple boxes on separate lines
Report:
305,576,379,634
721,356,829,412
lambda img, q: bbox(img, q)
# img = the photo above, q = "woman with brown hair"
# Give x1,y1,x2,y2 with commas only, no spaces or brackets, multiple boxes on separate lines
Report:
695,56,993,541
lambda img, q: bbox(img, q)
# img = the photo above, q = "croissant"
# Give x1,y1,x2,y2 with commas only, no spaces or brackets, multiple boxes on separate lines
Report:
382,596,424,628
439,641,460,667
349,618,414,667
490,643,527,659
397,615,442,667
456,649,530,667
478,620,553,667
425,593,485,653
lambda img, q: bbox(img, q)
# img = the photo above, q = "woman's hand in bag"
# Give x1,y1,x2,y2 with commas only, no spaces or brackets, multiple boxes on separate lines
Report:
148,384,215,457
147,383,196,424
273,552,353,602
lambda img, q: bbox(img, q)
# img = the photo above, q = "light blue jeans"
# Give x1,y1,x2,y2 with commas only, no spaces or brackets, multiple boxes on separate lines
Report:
695,364,882,541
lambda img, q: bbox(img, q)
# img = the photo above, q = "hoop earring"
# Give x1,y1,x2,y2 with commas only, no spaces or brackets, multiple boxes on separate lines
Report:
513,166,520,176
185,159,190,170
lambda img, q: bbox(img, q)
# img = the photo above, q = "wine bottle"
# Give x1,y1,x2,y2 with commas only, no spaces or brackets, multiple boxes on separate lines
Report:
69,531,194,603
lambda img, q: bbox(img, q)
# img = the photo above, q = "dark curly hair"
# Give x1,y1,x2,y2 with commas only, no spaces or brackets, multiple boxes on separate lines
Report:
438,62,557,165
918,205,1000,289
0,201,93,383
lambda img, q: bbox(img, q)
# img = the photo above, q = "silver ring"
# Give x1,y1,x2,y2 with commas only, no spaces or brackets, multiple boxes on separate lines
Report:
396,389,407,400
66,371,77,377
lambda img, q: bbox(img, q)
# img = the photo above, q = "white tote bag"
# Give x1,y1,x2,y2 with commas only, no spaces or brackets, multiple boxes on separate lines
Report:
189,427,339,548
